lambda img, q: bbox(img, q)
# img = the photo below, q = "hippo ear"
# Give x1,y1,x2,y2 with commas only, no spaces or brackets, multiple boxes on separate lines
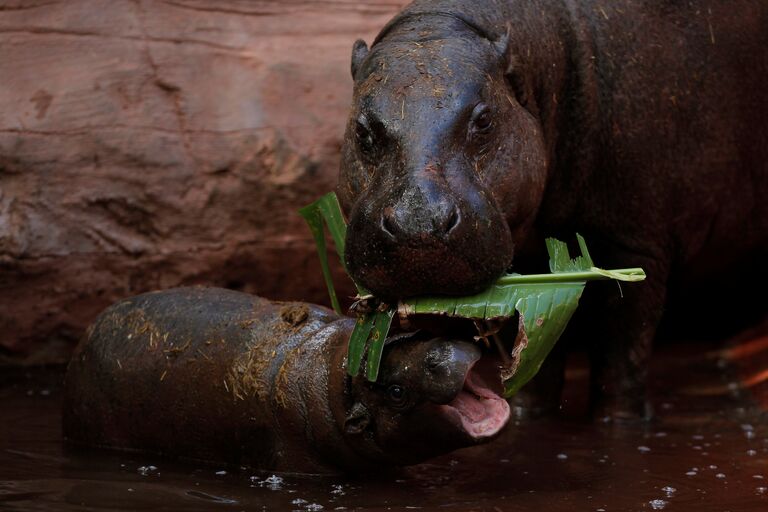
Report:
497,25,536,114
344,402,371,435
350,39,369,79
493,24,511,60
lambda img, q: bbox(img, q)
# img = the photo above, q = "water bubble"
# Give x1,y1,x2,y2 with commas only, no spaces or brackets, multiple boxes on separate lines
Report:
292,499,308,505
251,474,285,490
692,434,704,440
747,449,757,456
40,389,51,396
661,486,676,497
637,446,651,453
709,465,718,470
745,431,756,440
557,453,568,460
741,424,754,432
330,484,345,496
756,487,767,495
127,488,134,492
715,473,726,479
264,475,284,490
686,471,698,476
215,470,227,476
654,432,668,438
305,505,324,511
137,465,158,476
648,499,668,510
753,475,764,480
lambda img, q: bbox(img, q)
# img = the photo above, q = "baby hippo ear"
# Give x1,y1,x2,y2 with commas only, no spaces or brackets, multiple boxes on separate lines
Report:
344,402,371,435
350,39,369,79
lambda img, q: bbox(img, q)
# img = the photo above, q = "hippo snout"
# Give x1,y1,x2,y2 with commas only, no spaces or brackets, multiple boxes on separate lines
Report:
380,201,460,242
344,182,514,301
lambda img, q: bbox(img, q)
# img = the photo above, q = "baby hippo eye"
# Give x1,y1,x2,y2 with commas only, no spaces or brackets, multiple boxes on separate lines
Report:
386,384,407,405
470,103,493,135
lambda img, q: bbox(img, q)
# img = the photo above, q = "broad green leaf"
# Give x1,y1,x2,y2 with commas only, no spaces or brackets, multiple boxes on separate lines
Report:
400,281,586,397
301,191,646,390
503,283,584,395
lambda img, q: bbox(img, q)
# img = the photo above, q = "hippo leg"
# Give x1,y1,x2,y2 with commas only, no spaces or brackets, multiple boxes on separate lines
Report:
587,248,670,421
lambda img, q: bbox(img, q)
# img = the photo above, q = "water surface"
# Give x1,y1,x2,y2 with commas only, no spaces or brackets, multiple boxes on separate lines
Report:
2,341,767,511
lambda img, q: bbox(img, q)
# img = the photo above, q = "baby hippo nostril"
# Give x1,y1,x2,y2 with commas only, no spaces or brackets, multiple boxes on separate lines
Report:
425,352,441,371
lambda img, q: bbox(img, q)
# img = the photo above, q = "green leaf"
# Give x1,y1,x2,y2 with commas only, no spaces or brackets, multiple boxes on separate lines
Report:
299,193,368,313
365,309,396,381
299,194,344,314
503,284,584,395
546,234,593,272
400,233,645,397
347,313,375,377
401,281,587,398
301,192,646,391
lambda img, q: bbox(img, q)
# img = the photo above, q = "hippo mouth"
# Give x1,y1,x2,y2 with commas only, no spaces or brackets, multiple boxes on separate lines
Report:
440,359,510,440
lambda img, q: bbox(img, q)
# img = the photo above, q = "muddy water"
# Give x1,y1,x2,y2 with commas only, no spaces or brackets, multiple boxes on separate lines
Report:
2,342,767,512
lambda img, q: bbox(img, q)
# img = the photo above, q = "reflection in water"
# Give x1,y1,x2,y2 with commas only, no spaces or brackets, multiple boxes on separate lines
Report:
1,340,767,511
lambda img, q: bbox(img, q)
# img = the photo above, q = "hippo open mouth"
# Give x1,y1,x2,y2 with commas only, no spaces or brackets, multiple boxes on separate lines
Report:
440,358,510,440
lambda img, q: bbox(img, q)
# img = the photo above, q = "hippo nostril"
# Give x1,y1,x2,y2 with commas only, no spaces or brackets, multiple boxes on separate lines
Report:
443,207,460,236
426,354,441,371
381,210,397,240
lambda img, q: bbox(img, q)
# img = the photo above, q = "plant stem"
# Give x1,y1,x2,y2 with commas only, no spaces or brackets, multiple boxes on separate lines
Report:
497,268,646,284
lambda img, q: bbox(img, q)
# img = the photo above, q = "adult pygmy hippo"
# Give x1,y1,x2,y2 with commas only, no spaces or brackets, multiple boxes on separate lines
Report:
63,287,510,473
338,0,768,418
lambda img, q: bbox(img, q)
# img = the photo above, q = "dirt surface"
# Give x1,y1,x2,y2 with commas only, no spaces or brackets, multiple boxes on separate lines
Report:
0,0,407,362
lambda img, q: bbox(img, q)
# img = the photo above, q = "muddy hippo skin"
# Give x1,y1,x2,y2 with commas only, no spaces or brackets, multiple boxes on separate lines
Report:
63,287,510,473
338,0,768,418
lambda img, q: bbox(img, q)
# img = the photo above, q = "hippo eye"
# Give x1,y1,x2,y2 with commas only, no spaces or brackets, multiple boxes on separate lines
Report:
356,115,375,155
470,103,494,135
386,384,407,406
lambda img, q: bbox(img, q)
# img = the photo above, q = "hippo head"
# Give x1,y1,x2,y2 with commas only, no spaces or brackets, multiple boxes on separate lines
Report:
342,335,510,466
338,19,548,300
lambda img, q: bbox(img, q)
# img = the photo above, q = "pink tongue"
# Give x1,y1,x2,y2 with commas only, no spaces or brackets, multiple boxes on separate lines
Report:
441,365,511,439
451,390,489,423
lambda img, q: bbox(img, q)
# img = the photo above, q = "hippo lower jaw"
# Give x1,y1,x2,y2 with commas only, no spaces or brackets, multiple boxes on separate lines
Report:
439,362,510,440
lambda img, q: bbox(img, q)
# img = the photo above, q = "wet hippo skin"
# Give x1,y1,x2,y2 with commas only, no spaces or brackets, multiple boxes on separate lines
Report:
337,0,768,418
63,287,510,473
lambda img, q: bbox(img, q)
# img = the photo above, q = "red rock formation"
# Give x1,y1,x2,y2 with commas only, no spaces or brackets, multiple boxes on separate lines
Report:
0,0,406,363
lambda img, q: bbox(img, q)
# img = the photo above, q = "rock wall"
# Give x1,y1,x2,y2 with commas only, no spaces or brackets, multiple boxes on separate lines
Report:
0,0,405,363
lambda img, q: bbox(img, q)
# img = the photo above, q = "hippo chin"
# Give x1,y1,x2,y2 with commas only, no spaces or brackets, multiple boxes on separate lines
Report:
63,287,510,473
338,0,768,417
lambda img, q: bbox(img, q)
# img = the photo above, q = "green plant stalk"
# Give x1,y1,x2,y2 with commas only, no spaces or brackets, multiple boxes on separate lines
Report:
496,268,645,284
